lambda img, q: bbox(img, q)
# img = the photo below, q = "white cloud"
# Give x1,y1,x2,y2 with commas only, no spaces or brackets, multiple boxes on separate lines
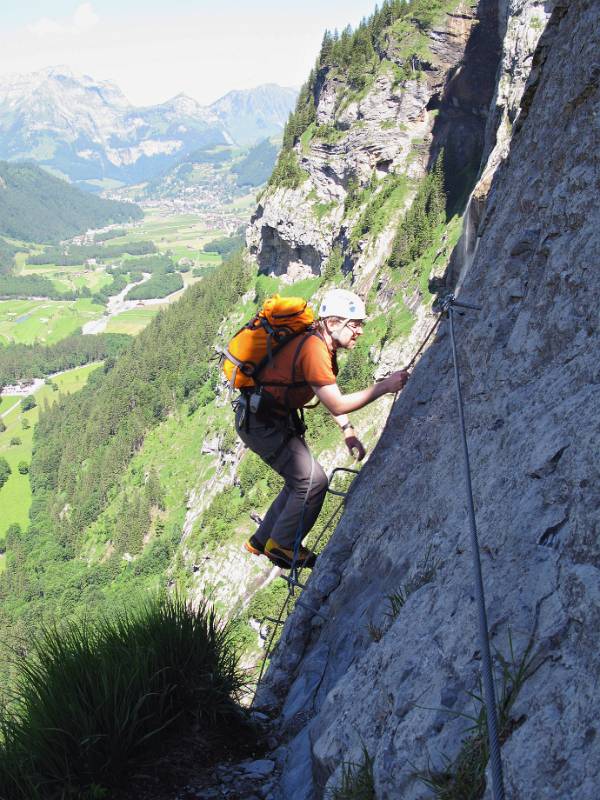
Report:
28,17,64,37
73,4,99,34
28,4,99,38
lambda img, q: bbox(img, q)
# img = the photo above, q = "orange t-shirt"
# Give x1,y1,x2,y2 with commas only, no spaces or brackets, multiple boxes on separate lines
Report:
259,332,338,409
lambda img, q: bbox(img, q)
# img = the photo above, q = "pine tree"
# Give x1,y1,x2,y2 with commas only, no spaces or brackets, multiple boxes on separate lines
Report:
126,491,148,555
319,31,334,66
145,468,165,511
322,244,344,282
113,494,131,554
428,149,446,224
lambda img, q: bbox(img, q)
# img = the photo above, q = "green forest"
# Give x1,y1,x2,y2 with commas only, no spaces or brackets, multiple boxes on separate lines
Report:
0,161,142,243
27,240,156,266
0,238,18,273
125,271,183,300
0,333,131,388
203,233,245,256
232,138,279,187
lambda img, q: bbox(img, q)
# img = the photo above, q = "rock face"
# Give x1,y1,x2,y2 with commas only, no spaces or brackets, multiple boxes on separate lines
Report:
257,2,600,798
247,0,502,280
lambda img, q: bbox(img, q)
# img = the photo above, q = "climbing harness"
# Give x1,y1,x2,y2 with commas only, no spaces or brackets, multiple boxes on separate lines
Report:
441,292,506,800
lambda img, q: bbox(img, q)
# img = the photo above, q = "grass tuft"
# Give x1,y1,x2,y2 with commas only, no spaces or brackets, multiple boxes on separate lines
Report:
386,545,439,620
413,633,546,799
0,594,248,799
329,746,376,800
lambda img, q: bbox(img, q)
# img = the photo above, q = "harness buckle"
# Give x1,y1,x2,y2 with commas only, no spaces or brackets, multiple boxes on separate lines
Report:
249,388,263,414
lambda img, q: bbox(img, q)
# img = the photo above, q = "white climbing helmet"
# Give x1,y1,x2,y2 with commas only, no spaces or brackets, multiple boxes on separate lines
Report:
319,289,366,320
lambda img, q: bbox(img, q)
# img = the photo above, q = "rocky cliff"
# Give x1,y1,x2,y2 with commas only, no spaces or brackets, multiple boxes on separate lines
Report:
254,1,600,798
247,0,501,284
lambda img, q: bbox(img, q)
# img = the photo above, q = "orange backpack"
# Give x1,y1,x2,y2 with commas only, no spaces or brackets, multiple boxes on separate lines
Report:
220,294,315,389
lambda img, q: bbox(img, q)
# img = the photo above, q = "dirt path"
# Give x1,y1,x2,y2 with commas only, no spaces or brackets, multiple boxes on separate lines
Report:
0,399,21,418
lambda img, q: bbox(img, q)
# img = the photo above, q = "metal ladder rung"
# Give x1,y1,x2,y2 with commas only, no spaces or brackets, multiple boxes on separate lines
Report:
327,466,360,497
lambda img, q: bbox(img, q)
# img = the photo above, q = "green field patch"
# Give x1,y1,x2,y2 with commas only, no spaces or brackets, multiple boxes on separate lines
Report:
21,262,76,272
20,264,112,294
0,396,18,415
108,214,221,253
195,252,222,264
105,307,163,335
0,298,103,345
280,277,322,301
50,277,71,293
85,178,126,191
0,363,102,535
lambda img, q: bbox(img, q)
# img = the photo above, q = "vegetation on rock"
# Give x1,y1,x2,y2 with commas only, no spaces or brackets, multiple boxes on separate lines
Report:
0,595,249,800
269,0,461,191
389,152,446,269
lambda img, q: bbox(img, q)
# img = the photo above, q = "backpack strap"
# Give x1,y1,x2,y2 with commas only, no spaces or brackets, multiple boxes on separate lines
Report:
258,328,325,413
250,330,301,382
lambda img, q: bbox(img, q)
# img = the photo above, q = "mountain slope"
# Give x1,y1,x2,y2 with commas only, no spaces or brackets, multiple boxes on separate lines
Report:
0,68,297,189
247,0,501,282
135,137,280,205
0,161,141,242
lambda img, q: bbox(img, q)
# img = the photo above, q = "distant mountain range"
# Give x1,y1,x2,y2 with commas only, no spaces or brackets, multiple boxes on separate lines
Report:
0,67,297,191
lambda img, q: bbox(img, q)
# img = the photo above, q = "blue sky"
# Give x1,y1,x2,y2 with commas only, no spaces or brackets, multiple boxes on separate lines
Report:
1,1,379,105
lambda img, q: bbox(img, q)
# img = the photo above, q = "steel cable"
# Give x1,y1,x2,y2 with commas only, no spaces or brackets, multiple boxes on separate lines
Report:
448,303,505,800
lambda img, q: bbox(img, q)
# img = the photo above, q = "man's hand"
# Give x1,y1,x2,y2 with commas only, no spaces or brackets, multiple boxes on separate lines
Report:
344,430,366,461
380,369,409,394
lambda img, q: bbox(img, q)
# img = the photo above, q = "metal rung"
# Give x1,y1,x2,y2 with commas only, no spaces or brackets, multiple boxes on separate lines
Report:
295,597,329,620
327,466,360,497
279,574,307,590
258,616,285,641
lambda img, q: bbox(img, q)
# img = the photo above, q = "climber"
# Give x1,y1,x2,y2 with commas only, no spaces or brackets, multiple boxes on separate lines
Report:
235,288,409,569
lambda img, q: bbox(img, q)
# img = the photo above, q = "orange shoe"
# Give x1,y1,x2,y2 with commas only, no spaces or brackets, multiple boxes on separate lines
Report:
264,538,317,569
244,534,265,556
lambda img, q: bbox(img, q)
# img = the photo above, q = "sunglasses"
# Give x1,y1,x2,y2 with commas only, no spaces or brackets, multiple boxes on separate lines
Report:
345,319,364,332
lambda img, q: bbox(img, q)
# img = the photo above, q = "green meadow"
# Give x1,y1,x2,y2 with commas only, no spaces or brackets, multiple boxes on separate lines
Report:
21,264,113,294
0,363,102,537
0,212,239,346
105,307,162,335
0,396,19,416
110,213,222,251
0,298,103,345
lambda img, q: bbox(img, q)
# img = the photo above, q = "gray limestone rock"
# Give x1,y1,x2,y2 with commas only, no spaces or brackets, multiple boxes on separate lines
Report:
258,2,600,798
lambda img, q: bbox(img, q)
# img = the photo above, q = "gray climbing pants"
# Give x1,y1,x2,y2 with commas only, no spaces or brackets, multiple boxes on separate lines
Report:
235,405,328,549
